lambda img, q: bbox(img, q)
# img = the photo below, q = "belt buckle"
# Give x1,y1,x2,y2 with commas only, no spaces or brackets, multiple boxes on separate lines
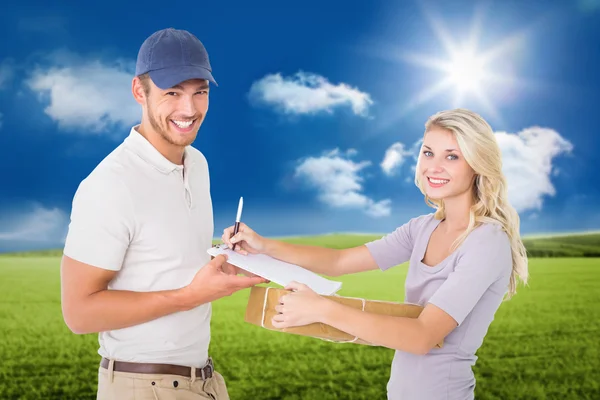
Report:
201,357,214,380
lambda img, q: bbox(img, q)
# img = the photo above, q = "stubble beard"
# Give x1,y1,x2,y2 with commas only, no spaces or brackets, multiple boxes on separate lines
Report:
146,98,199,148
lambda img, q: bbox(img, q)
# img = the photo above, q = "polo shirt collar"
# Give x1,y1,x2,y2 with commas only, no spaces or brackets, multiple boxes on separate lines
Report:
124,125,195,174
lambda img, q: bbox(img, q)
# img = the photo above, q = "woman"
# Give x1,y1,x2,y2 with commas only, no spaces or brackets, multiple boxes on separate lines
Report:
222,108,529,400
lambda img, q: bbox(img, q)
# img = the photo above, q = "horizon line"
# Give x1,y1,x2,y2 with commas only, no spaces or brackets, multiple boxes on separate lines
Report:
1,229,599,255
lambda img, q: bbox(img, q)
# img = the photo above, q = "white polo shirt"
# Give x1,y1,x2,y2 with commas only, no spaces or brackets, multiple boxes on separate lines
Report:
63,125,214,368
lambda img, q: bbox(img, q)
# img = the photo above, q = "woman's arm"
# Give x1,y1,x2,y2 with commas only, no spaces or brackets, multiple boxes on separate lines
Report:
222,223,379,276
319,298,457,354
272,282,457,354
273,226,512,354
263,239,379,276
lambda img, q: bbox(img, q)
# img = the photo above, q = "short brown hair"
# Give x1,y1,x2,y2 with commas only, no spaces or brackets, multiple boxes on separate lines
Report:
138,73,151,96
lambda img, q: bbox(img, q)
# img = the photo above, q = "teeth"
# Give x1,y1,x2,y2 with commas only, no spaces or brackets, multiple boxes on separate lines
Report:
429,177,449,184
172,120,193,128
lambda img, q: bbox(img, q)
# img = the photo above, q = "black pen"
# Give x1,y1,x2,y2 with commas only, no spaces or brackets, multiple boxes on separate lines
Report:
231,196,243,251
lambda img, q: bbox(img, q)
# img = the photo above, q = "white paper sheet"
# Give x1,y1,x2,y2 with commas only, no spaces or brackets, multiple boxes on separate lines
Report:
207,244,342,295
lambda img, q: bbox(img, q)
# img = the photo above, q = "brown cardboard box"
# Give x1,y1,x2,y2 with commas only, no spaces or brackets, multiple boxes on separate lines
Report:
244,286,443,347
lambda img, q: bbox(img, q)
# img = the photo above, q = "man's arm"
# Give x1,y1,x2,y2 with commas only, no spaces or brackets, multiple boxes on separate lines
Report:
60,255,189,334
60,254,266,334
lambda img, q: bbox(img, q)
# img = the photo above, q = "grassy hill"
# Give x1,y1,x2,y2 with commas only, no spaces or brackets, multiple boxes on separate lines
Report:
2,231,600,258
1,253,599,399
522,233,600,257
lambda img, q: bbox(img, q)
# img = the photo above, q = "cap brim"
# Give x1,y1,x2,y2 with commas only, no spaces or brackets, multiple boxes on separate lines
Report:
149,65,218,89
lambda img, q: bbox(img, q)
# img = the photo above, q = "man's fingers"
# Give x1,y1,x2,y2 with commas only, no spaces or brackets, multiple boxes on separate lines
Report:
222,262,239,275
248,276,269,285
209,254,228,268
239,267,270,282
239,268,257,277
229,275,268,289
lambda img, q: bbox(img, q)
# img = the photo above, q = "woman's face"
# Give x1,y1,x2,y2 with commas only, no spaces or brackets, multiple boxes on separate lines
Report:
418,127,476,201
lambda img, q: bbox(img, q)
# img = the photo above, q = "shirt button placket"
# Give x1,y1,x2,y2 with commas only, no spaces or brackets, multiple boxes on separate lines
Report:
180,168,193,210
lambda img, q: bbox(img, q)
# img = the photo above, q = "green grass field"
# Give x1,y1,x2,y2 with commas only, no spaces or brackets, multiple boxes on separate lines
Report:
1,233,600,399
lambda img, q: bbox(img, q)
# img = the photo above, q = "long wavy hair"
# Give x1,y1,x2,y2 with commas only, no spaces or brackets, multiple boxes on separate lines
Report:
414,108,528,299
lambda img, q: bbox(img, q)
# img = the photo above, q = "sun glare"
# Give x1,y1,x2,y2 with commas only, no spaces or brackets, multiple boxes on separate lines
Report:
389,5,525,122
446,49,486,94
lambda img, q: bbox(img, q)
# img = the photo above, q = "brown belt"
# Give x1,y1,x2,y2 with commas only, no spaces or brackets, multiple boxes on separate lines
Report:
100,357,214,380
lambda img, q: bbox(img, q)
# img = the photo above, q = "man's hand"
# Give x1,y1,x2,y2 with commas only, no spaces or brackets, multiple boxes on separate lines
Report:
181,255,268,309
221,261,239,276
222,261,267,281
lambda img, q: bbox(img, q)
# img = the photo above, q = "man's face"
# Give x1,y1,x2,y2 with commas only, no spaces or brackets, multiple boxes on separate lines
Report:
140,77,210,147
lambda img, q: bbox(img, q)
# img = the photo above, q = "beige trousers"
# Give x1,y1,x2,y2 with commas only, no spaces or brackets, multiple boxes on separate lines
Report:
96,359,230,400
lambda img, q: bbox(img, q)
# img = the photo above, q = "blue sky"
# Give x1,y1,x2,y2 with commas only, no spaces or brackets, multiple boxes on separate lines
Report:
1,0,599,252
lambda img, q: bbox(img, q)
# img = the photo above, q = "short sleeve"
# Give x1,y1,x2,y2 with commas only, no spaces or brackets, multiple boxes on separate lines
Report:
63,173,134,271
427,225,512,325
365,215,426,271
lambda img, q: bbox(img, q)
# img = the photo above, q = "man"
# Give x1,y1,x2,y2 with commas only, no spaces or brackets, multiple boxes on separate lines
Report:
60,28,266,400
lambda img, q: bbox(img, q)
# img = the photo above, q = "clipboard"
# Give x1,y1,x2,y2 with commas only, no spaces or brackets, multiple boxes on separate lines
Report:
207,244,343,295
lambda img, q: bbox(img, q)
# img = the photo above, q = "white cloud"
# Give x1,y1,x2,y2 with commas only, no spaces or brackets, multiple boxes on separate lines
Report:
381,142,413,176
25,52,140,133
387,138,423,178
325,148,358,158
294,149,391,217
248,71,373,117
497,127,573,212
364,199,393,218
0,203,69,243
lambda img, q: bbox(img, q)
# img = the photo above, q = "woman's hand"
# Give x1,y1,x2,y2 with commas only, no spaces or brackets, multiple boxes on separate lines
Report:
271,281,329,328
221,223,268,255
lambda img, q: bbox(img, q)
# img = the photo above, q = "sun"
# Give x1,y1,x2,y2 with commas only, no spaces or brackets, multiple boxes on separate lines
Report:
389,5,525,122
446,49,486,94
437,45,496,110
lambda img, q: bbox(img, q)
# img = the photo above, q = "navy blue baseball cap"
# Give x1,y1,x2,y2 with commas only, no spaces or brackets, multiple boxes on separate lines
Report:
135,28,217,89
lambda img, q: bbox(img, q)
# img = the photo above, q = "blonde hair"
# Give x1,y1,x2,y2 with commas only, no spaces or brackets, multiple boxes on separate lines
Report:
414,108,528,299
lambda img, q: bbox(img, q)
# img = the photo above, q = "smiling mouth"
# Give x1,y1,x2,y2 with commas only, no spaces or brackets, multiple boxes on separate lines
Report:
171,119,195,129
427,177,450,185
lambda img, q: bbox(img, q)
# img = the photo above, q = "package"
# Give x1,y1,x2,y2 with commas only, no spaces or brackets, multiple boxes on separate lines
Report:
244,286,443,347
